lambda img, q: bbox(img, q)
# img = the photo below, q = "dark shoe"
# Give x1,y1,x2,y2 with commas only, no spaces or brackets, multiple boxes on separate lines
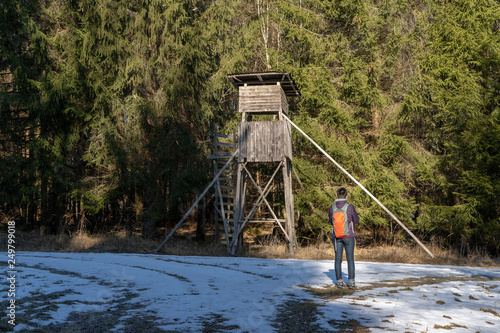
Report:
348,281,356,289
337,280,346,288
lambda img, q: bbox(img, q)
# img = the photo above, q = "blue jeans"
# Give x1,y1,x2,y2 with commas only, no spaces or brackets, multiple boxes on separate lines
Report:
334,237,355,283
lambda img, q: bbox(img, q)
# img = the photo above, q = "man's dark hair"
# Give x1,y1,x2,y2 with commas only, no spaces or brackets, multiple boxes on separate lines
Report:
337,187,348,199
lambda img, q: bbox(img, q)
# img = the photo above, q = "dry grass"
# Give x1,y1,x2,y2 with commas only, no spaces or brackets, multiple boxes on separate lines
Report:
0,230,230,256
1,230,499,268
0,230,159,253
248,241,500,268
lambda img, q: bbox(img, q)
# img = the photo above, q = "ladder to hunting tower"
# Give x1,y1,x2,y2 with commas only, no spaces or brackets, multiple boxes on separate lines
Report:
209,127,237,243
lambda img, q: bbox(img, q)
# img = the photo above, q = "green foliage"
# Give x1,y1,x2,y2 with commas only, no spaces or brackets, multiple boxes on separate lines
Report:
399,0,500,252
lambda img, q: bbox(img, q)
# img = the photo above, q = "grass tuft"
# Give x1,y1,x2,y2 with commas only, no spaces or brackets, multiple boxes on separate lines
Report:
480,308,500,317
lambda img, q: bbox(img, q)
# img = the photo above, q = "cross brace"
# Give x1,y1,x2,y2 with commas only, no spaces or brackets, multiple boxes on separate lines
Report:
230,161,291,251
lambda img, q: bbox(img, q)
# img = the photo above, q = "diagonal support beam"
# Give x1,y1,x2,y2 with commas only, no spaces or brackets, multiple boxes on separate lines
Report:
282,114,434,258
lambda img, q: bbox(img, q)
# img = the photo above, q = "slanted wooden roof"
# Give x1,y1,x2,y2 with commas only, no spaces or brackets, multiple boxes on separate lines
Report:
227,72,301,97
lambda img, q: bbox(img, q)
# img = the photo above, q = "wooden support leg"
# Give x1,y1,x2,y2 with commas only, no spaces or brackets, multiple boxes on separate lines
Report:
283,158,296,254
231,162,246,255
213,160,220,243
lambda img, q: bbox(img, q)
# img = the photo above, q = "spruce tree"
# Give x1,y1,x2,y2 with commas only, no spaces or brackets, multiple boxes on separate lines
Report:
400,0,500,253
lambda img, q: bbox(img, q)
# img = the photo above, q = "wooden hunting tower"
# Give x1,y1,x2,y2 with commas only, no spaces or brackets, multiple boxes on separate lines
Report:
211,72,300,255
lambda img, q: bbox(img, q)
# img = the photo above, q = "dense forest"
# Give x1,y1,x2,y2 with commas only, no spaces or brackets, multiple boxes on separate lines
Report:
1,0,499,255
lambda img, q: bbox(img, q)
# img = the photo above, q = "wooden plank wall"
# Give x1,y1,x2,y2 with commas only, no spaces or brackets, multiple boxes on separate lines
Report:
238,121,292,162
280,87,288,115
238,85,288,115
284,119,292,159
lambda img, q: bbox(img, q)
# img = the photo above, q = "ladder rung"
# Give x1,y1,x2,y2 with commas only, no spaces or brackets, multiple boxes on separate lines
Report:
217,218,233,223
217,170,235,175
220,205,234,209
221,207,235,211
216,133,233,139
247,219,286,223
217,179,234,185
208,155,232,160
217,212,233,216
219,177,234,182
217,200,234,204
219,172,235,178
216,161,235,166
217,163,234,168
217,142,234,147
216,178,234,183
215,152,234,157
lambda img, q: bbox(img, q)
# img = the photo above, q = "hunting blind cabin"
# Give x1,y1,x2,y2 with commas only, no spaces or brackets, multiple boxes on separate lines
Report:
155,72,434,258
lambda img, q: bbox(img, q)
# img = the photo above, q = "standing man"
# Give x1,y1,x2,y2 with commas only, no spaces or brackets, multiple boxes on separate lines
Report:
329,187,359,289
